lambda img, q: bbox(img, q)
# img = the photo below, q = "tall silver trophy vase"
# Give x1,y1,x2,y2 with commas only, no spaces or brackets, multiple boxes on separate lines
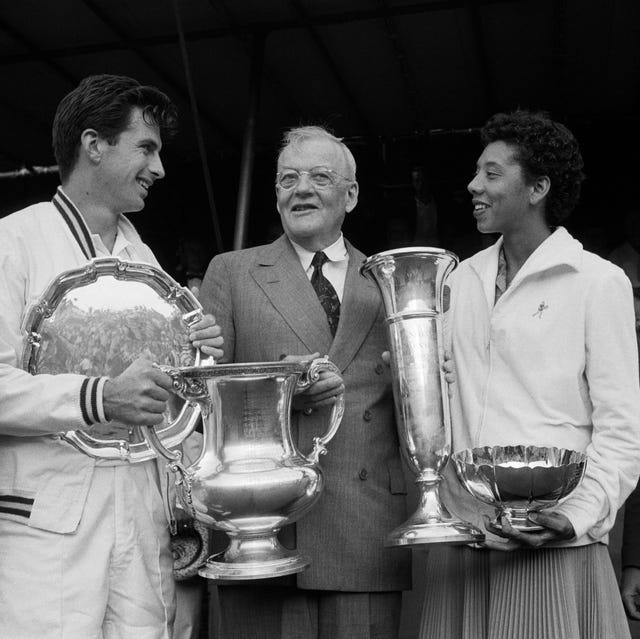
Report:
361,247,484,546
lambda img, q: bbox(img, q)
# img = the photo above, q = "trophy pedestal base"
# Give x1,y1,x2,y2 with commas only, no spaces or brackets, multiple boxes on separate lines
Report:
385,475,485,546
385,520,484,547
199,553,310,580
198,534,310,580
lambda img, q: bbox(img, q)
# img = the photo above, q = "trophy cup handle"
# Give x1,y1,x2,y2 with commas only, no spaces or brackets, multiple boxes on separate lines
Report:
143,364,209,462
297,358,345,464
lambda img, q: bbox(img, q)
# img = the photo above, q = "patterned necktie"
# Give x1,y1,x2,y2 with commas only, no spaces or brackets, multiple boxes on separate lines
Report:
310,251,340,336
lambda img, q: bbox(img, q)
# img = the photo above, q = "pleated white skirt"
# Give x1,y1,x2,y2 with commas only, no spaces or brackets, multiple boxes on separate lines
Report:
419,543,630,639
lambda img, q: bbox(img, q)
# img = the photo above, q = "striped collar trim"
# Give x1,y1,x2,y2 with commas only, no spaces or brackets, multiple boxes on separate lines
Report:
52,186,96,259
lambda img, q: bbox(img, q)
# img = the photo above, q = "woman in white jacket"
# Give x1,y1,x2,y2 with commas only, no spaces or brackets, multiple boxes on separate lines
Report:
420,111,640,639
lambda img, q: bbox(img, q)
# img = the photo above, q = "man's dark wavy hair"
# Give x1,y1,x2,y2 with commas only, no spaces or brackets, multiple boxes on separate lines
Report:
480,110,585,225
53,74,178,182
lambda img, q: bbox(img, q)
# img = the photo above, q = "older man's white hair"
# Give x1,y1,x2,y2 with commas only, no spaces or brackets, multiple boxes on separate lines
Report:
278,125,357,180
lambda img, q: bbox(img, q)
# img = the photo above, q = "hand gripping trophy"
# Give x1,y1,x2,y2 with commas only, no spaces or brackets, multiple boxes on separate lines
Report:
361,247,484,546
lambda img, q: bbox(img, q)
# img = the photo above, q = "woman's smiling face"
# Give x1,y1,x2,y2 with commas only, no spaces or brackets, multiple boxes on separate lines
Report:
467,140,533,236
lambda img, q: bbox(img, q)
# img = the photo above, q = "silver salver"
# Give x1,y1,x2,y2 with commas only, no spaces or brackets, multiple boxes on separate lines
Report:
21,257,205,462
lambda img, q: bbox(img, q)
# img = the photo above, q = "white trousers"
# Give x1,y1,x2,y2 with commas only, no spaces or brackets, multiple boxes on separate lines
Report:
0,463,176,639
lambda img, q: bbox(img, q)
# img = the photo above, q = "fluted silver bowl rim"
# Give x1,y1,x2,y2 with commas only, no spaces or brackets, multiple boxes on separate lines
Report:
451,444,588,509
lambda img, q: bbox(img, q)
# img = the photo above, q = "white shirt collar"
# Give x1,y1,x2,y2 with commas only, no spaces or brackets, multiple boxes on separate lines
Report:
290,234,348,271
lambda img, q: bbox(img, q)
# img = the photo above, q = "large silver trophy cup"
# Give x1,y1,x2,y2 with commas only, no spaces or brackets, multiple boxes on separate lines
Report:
361,247,484,546
146,359,344,580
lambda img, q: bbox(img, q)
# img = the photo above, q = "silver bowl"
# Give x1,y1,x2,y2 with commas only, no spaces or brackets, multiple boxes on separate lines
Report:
451,445,587,531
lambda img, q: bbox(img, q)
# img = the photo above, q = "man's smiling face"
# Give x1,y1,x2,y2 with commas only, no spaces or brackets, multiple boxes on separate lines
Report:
98,106,165,214
275,137,358,251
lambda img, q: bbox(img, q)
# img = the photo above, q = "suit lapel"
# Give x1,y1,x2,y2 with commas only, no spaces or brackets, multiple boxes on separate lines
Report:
249,236,382,370
328,241,382,372
249,235,334,354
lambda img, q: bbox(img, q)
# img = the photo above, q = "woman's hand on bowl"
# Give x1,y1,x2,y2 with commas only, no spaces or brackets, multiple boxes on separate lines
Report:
481,511,576,551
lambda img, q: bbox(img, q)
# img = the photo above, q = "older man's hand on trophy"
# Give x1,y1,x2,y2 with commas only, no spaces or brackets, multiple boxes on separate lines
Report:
296,370,345,410
187,313,224,360
103,356,174,425
280,352,345,411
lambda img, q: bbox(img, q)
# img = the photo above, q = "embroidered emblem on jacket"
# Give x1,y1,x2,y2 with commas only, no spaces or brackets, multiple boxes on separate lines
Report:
532,302,549,318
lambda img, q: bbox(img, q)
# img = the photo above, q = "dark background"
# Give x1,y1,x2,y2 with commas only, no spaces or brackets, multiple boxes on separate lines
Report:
1,0,639,281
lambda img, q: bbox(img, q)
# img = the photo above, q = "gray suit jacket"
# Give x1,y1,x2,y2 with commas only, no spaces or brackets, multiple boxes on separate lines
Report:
199,234,411,591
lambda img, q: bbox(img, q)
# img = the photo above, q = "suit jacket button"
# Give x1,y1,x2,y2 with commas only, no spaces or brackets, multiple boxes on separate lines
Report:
359,468,368,480
375,363,384,375
303,408,314,416
363,410,372,421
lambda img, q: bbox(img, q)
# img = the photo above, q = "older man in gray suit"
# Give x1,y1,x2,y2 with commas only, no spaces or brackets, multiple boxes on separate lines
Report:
199,125,411,639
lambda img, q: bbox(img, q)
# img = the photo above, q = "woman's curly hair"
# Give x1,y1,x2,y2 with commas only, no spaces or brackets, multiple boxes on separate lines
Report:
480,110,585,225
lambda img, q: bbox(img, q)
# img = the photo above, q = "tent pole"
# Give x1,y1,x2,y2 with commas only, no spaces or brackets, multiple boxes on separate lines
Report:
233,32,265,250
171,0,224,253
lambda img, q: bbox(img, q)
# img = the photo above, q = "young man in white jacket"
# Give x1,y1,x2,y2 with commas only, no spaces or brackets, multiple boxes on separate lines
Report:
0,74,223,638
420,110,640,639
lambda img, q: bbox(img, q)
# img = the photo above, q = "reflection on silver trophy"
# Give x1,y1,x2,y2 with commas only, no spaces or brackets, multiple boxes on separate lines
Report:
361,247,484,546
146,359,345,580
21,257,204,461
452,445,587,530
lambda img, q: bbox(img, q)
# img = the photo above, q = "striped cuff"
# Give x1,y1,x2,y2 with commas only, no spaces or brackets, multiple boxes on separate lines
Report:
79,377,109,426
0,494,34,519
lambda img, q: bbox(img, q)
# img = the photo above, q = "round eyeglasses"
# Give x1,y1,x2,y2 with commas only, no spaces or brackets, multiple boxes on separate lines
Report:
275,167,353,190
